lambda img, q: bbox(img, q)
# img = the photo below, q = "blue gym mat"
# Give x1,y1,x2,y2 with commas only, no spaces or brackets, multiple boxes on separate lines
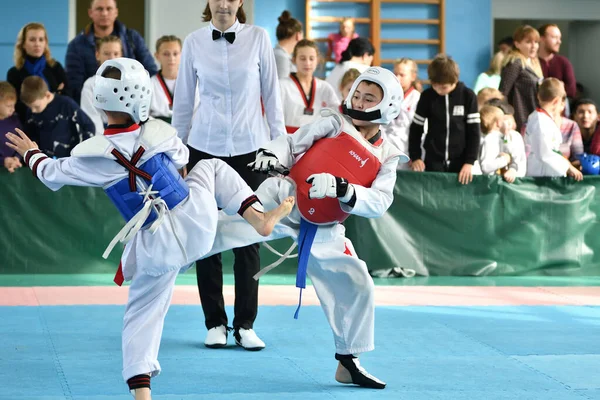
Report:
1,305,599,399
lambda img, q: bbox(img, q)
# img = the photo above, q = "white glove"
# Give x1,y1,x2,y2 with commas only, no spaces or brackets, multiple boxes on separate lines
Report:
247,149,284,174
306,173,355,203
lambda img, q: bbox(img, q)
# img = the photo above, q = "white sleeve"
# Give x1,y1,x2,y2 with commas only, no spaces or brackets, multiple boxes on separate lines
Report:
171,36,197,144
479,135,508,174
33,156,115,192
80,79,105,136
341,156,399,218
261,115,342,167
159,135,190,170
259,30,286,140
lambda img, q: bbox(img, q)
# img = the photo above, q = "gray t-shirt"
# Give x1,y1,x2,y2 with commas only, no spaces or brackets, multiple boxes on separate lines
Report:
273,44,296,79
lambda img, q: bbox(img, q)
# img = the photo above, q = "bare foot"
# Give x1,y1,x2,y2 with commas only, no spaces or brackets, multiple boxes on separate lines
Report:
335,361,353,384
243,196,295,236
134,387,151,400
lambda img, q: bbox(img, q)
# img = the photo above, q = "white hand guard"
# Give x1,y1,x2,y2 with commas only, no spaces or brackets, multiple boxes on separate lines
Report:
306,173,355,203
247,149,283,174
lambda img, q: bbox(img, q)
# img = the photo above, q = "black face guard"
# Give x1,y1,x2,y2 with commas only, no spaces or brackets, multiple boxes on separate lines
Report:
342,103,382,122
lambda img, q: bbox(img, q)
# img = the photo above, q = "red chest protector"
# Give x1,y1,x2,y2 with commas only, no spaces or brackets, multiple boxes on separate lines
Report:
288,131,381,224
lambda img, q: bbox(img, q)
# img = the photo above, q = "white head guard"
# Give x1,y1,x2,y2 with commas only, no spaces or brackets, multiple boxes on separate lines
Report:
343,66,404,125
93,58,152,123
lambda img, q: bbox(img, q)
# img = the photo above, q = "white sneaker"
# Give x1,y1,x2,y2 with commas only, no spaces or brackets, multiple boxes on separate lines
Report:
204,325,228,348
234,328,265,351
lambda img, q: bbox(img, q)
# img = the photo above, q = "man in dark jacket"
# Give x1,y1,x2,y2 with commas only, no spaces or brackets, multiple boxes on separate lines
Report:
65,0,157,104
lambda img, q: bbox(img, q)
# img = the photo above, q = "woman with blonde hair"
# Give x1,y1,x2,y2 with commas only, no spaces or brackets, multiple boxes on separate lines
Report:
473,51,504,94
7,22,67,122
499,25,544,131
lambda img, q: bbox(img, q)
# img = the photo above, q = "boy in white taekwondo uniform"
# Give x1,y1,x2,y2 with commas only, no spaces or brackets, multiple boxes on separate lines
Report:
6,58,294,400
203,67,409,389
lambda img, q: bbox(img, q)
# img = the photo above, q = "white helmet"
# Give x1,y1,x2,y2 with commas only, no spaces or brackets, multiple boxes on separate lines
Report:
343,66,404,125
93,58,152,123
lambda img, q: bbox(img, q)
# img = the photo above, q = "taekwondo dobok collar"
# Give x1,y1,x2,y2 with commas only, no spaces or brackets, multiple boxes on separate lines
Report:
104,123,140,136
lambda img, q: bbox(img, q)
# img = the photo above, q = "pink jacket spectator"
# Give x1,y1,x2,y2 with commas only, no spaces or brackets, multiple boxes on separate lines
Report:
328,32,359,63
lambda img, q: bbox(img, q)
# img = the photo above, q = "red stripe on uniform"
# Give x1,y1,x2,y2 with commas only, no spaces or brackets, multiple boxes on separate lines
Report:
104,124,140,136
286,126,299,134
31,155,49,178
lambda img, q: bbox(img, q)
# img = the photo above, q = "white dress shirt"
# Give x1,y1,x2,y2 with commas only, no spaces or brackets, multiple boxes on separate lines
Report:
172,20,285,157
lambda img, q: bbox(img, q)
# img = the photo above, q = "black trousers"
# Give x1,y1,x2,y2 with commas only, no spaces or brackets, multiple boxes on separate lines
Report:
187,147,266,330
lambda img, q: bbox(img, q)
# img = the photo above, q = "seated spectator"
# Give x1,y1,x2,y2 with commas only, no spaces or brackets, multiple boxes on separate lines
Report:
65,0,157,104
409,54,480,185
499,25,544,132
326,37,374,101
383,58,421,170
574,99,600,154
80,35,123,135
473,51,504,94
0,82,23,173
7,22,67,124
21,76,95,158
273,10,303,79
327,17,359,63
280,40,339,133
498,36,514,54
478,105,525,182
477,87,503,110
524,78,582,180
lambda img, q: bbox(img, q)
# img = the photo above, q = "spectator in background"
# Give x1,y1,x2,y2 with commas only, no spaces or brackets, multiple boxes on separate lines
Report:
575,99,600,154
150,35,198,124
327,17,359,63
66,0,157,104
473,51,504,94
326,37,374,101
409,54,480,185
383,58,420,170
0,82,23,173
338,68,361,104
7,22,67,125
554,96,583,163
280,40,339,133
499,25,543,132
477,87,503,110
80,35,123,135
273,10,303,79
525,78,582,180
538,24,576,99
172,0,285,352
498,36,514,54
21,76,95,158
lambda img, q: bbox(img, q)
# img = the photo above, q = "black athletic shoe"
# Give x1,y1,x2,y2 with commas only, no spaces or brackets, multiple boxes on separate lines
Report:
335,353,386,389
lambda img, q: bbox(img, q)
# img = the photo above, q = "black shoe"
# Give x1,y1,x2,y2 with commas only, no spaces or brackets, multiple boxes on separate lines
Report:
335,353,386,389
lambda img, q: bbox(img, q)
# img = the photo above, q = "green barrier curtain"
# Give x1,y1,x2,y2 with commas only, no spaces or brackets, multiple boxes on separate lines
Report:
2,169,600,276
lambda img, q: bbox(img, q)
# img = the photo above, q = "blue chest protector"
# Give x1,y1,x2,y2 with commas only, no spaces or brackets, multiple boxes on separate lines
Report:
104,152,189,228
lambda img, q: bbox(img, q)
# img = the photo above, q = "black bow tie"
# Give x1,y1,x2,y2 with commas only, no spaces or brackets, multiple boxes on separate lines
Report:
212,29,236,44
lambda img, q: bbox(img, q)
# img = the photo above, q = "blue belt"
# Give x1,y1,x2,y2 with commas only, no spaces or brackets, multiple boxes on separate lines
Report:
294,218,319,319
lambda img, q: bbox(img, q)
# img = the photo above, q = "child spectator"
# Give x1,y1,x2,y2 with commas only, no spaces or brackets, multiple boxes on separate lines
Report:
477,87,503,110
80,36,123,135
21,76,95,158
280,40,339,133
274,10,303,79
484,98,526,177
473,51,505,94
339,68,361,106
326,38,374,101
478,105,525,182
575,99,600,154
383,58,420,170
525,77,582,180
554,96,583,163
0,82,23,173
327,17,359,63
150,35,196,124
409,54,480,185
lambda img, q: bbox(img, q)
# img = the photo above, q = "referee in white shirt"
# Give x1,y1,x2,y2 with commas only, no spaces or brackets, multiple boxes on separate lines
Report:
172,0,285,351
